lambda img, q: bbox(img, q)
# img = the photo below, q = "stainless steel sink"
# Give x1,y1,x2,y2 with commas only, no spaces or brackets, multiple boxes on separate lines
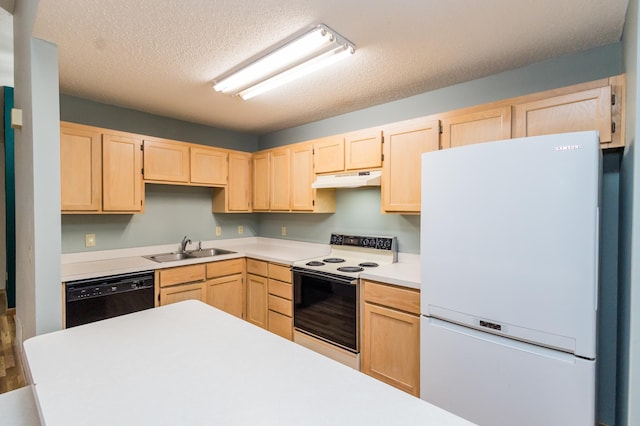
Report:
143,248,236,263
186,248,236,258
143,252,194,263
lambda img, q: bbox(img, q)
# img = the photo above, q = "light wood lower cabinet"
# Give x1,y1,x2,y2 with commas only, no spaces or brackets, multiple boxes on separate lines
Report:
204,258,245,319
361,280,420,396
245,258,293,338
246,273,268,329
157,259,246,318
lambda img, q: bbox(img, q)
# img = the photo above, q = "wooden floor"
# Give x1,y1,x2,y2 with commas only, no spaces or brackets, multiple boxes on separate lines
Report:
0,310,27,394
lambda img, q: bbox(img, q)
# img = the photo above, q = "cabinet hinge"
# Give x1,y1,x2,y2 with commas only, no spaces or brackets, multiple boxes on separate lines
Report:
439,125,443,134
612,122,616,134
312,148,315,155
141,168,144,175
140,144,144,151
612,94,616,106
381,153,384,162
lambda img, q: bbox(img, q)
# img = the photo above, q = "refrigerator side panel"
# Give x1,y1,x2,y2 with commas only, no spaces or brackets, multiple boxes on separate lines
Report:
420,317,596,426
420,131,600,358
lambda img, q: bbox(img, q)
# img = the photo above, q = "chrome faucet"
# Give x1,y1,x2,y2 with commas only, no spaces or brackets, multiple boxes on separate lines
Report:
180,236,192,253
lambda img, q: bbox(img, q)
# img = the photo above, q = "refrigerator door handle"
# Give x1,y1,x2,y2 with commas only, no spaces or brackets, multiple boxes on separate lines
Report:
427,317,577,363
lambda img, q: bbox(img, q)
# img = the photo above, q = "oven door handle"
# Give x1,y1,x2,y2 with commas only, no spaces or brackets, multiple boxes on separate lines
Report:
291,267,358,285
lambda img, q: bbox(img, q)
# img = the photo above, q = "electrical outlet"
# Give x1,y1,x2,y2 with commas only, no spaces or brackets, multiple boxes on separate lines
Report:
281,226,286,236
85,233,96,247
215,226,222,236
237,225,244,235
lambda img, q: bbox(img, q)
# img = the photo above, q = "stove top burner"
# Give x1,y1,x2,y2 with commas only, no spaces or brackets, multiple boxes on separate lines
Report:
306,261,325,267
323,258,346,263
359,262,379,268
337,266,365,273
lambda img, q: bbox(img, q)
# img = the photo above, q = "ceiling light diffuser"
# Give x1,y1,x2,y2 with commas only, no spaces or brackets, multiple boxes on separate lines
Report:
213,24,355,99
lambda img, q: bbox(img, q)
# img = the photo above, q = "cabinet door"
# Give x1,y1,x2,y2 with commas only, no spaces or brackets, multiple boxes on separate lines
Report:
143,139,190,183
345,129,382,170
268,310,292,340
246,274,268,329
227,152,251,211
159,282,205,306
252,152,270,211
381,118,439,213
190,146,228,185
313,135,344,173
60,125,102,212
290,143,314,211
205,274,244,319
362,302,420,396
441,106,512,149
270,147,290,211
513,86,612,143
102,134,143,212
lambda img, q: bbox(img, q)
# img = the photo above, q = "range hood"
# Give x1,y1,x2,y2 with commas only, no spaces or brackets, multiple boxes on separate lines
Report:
311,170,382,189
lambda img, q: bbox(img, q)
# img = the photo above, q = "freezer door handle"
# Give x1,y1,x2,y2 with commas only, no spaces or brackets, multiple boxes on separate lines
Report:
426,317,577,363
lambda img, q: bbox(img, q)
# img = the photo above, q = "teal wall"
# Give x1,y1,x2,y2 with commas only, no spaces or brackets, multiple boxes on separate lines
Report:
60,94,258,152
258,188,420,253
260,43,622,148
61,184,258,252
619,0,640,424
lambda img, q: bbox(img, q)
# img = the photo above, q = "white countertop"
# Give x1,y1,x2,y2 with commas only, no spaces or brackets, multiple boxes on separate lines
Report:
61,237,330,282
360,253,421,289
24,301,471,426
61,237,422,289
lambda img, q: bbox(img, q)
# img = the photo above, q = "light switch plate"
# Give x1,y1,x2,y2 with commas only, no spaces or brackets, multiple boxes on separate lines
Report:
85,233,96,247
281,226,286,236
237,225,244,235
215,226,222,236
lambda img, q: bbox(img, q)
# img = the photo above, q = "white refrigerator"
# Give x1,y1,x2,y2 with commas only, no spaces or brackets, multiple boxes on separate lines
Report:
420,131,600,425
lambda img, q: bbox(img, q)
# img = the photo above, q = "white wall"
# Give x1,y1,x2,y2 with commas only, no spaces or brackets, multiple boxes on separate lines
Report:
13,0,61,341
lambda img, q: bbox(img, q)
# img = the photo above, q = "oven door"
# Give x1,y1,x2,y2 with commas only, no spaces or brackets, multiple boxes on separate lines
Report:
293,267,358,353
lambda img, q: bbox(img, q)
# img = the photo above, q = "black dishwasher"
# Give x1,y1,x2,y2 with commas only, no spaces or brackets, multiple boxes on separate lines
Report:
65,271,155,328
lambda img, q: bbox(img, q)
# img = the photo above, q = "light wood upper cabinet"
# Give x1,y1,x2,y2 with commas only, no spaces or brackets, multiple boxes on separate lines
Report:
513,85,612,143
290,143,315,211
441,106,512,149
381,117,439,213
361,280,420,397
212,151,251,212
60,124,102,212
252,151,270,211
102,133,144,213
313,135,344,174
190,146,228,186
270,147,291,211
142,139,190,183
345,128,383,170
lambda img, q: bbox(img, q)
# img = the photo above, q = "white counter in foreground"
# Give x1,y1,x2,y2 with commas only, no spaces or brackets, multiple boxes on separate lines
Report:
24,301,473,426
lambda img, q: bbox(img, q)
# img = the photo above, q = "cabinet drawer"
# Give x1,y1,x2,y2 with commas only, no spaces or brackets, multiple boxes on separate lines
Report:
362,280,420,315
268,310,293,340
206,258,244,278
268,263,291,283
268,279,292,300
268,294,292,316
158,264,206,287
247,258,268,276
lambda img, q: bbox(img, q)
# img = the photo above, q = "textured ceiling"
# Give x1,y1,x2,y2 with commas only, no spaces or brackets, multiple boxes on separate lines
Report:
31,0,628,135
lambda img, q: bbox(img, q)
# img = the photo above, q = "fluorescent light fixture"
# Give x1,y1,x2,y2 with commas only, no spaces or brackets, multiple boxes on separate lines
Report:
213,24,355,99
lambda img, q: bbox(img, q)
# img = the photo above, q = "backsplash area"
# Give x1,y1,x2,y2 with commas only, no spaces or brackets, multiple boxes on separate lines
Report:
61,186,419,254
258,188,420,254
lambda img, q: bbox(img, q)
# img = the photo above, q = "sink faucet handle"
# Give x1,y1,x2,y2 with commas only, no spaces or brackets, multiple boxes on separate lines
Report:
197,241,202,251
